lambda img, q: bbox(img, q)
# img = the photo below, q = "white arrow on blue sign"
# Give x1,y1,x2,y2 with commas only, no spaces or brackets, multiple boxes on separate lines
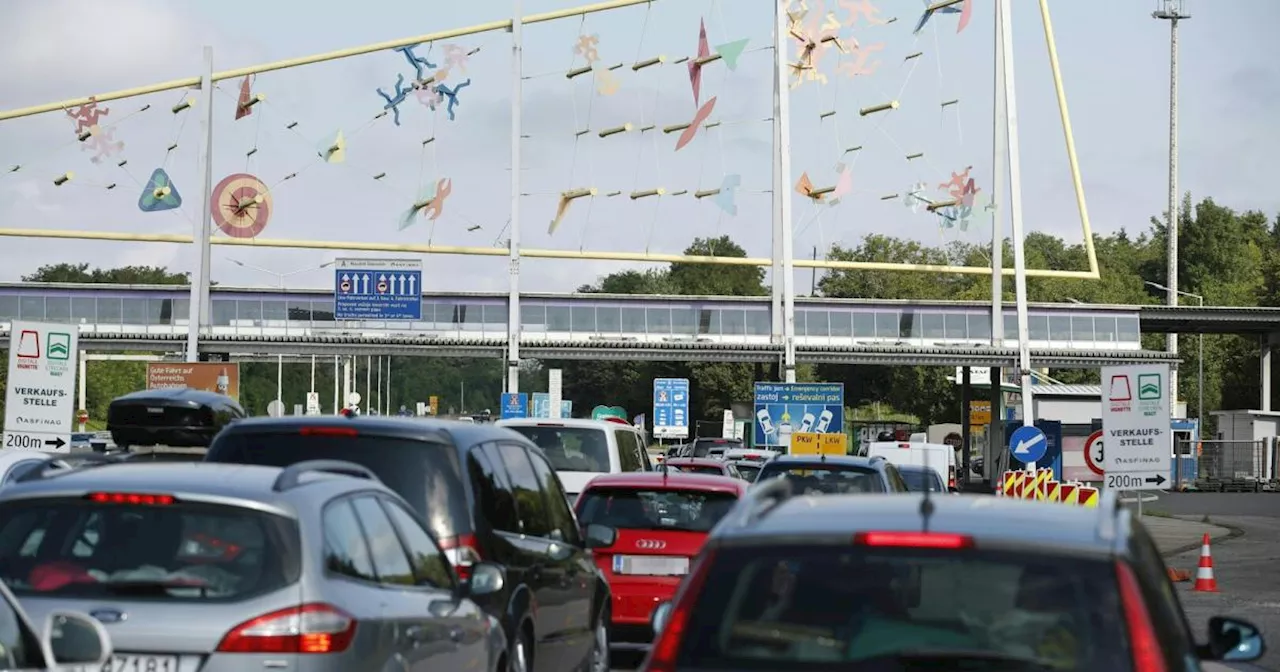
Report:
1009,425,1048,464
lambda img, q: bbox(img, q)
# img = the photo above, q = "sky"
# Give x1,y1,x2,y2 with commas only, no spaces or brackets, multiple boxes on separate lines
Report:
0,0,1275,293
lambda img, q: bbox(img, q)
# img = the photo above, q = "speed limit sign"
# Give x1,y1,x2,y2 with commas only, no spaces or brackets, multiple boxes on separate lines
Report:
1084,430,1105,476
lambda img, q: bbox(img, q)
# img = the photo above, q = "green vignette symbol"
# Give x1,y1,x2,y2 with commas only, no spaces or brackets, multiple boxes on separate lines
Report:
47,333,71,360
1137,373,1161,400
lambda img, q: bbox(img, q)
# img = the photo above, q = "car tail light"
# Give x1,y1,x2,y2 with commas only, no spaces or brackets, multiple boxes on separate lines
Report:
853,531,973,549
948,466,957,490
1115,561,1168,672
86,492,175,505
644,550,717,672
299,427,359,437
216,603,355,654
440,533,482,581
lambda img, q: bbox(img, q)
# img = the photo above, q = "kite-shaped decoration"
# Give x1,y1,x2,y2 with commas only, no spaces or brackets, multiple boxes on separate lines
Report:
400,177,453,229
211,173,273,239
675,97,717,151
66,97,124,164
594,65,620,96
688,19,710,105
940,166,980,207
794,172,824,202
902,181,930,213
715,38,750,71
838,0,889,26
828,163,853,205
317,130,346,163
787,1,844,88
137,168,182,212
915,0,972,34
235,76,256,120
376,74,413,126
575,34,601,64
714,174,742,215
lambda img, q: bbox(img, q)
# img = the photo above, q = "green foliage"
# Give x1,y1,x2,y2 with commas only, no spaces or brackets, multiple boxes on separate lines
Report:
22,263,190,285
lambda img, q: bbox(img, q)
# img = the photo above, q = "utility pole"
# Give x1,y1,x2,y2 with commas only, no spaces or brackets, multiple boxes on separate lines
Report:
1154,0,1189,416
506,0,524,395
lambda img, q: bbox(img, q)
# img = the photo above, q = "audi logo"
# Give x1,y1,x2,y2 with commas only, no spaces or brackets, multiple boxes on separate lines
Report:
636,539,667,550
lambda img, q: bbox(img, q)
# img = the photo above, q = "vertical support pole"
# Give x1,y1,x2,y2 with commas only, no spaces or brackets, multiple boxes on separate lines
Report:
1165,15,1181,416
332,355,339,413
990,0,1007,345
774,0,797,384
310,354,315,393
185,46,215,363
961,366,972,487
997,0,1035,446
769,5,784,351
377,356,383,415
506,0,524,394
989,366,1003,486
365,355,371,412
1262,335,1272,413
78,350,87,432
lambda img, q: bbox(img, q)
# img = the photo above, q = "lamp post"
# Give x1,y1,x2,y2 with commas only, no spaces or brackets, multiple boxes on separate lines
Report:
1146,281,1204,424
228,258,335,410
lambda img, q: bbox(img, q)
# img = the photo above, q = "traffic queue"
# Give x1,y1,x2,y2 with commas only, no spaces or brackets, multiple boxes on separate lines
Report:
0,387,1263,671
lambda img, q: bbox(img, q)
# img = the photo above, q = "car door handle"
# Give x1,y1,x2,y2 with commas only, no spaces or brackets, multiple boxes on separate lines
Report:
449,627,464,643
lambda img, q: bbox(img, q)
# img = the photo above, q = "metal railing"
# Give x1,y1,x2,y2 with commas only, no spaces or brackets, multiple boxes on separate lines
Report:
1186,439,1278,492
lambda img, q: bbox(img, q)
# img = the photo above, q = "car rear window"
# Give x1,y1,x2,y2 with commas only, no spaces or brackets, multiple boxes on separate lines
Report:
0,496,300,602
899,468,945,493
757,464,886,494
735,464,762,481
505,426,610,473
678,544,1131,670
691,439,741,458
577,488,739,533
678,465,726,476
205,432,470,540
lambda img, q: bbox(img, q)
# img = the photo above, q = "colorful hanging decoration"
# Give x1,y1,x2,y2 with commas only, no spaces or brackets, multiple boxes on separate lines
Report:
838,0,889,26
714,174,742,215
794,172,825,202
689,19,711,105
376,73,413,126
137,168,182,212
399,177,453,229
433,80,471,120
594,67,620,96
317,130,346,163
396,44,437,83
210,173,273,238
675,97,717,151
940,166,980,208
902,182,929,213
575,34,601,64
828,163,853,205
914,0,972,34
66,97,124,164
715,38,750,71
837,42,884,78
235,76,256,120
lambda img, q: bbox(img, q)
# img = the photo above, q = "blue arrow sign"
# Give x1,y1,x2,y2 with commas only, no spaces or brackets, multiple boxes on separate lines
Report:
333,260,422,321
1009,425,1048,464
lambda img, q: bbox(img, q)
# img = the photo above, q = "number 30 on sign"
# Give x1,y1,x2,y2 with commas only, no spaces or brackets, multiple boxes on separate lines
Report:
1084,430,1104,476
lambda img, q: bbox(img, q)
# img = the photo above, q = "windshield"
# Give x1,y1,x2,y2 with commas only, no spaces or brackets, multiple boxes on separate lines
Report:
900,468,945,493
0,497,300,602
205,433,469,541
677,544,1131,670
577,488,739,533
505,426,610,473
735,464,762,481
757,464,886,494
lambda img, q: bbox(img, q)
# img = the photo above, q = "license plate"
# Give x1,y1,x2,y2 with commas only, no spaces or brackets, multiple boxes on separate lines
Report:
74,654,180,672
612,555,689,576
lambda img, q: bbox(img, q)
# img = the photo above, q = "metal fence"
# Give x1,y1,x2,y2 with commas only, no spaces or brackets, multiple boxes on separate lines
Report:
1184,439,1278,492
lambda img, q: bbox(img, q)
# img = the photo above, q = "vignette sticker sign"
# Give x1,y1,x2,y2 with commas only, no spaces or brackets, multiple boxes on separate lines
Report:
1100,363,1172,490
4,321,79,453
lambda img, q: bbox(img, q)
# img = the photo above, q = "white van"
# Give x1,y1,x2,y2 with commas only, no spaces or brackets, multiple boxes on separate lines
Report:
496,417,652,501
865,441,958,491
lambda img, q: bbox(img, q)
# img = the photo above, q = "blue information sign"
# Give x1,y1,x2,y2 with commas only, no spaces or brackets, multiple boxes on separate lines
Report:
334,259,422,321
532,393,573,419
752,382,845,448
653,378,690,439
1009,425,1048,465
501,393,528,420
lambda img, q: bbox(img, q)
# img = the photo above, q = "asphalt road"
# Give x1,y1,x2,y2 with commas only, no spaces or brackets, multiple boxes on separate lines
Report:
1147,492,1280,518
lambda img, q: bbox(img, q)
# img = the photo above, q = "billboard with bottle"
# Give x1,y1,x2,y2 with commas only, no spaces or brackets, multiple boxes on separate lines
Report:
146,363,240,402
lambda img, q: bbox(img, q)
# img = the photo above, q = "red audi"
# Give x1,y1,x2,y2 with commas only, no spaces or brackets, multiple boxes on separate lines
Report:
575,471,748,655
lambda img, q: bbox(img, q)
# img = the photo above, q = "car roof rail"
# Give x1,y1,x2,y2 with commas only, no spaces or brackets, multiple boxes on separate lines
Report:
272,459,381,492
734,475,794,527
1096,486,1122,542
13,453,124,484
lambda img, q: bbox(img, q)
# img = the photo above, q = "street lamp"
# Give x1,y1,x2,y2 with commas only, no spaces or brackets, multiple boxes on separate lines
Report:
228,258,336,410
1145,281,1205,425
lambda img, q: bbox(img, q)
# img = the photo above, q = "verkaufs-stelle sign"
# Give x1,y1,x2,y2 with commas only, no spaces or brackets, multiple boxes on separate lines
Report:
4,321,79,452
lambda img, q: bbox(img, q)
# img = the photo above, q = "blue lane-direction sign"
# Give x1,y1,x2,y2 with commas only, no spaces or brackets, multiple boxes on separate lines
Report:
334,258,423,321
501,393,528,419
532,393,573,419
653,378,690,439
1009,425,1048,464
752,382,845,448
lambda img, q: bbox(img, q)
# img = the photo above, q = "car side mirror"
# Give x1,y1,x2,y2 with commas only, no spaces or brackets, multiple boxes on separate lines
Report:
463,562,507,598
45,611,111,666
651,602,673,635
583,523,617,549
1206,616,1265,662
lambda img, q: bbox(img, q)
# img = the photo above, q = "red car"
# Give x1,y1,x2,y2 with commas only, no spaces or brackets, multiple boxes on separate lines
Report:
575,471,748,654
662,457,742,479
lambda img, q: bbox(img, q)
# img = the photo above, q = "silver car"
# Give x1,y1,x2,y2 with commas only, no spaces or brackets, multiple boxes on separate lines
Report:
0,458,508,671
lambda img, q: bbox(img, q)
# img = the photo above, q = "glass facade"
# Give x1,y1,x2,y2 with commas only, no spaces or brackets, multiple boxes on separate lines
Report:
0,289,1143,347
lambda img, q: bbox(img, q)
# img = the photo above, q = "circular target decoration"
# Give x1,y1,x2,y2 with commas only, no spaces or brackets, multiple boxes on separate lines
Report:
211,173,273,238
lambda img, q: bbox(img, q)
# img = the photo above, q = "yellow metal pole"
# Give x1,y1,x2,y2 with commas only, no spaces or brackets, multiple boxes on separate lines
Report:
0,0,654,122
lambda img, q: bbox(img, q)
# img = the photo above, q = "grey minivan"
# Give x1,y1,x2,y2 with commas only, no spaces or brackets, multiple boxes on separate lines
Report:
0,458,508,671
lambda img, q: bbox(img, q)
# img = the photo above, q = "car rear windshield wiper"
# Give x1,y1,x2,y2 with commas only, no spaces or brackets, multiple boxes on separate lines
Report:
865,649,1060,671
99,579,211,598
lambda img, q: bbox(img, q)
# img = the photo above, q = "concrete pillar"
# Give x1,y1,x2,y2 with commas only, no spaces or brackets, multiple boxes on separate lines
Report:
1263,335,1274,412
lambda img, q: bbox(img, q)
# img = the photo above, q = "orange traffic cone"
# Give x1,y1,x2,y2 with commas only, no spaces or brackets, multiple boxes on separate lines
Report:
1193,533,1219,593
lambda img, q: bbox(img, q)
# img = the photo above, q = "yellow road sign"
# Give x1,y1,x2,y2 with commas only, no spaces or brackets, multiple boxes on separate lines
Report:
790,432,847,456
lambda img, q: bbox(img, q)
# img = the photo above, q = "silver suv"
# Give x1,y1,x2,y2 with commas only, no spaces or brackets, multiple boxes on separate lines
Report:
0,458,508,671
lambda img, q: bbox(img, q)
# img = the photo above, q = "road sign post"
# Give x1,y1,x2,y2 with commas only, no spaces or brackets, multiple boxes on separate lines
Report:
1101,364,1172,491
653,378,690,440
1084,429,1105,477
4,321,78,453
1009,425,1048,470
334,258,423,321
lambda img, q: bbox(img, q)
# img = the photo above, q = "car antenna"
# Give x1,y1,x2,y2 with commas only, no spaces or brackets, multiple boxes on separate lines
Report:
920,438,935,533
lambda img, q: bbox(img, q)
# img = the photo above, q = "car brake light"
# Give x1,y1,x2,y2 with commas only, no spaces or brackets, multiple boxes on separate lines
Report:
948,466,957,489
853,531,973,549
439,533,482,581
299,427,359,437
87,492,175,505
644,550,717,672
604,417,630,425
216,603,355,654
1115,561,1168,672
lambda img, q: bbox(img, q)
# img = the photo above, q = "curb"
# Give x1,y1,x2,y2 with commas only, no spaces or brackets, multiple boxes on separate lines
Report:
1159,520,1245,558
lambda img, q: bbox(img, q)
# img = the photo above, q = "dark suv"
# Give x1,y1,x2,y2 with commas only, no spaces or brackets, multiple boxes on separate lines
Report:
206,416,613,672
755,454,909,494
642,483,1265,671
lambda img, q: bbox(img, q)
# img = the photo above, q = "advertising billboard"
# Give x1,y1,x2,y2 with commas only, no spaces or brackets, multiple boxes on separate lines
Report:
146,362,241,402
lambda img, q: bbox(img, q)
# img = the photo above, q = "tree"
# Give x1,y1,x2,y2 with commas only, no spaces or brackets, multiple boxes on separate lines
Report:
22,263,189,284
